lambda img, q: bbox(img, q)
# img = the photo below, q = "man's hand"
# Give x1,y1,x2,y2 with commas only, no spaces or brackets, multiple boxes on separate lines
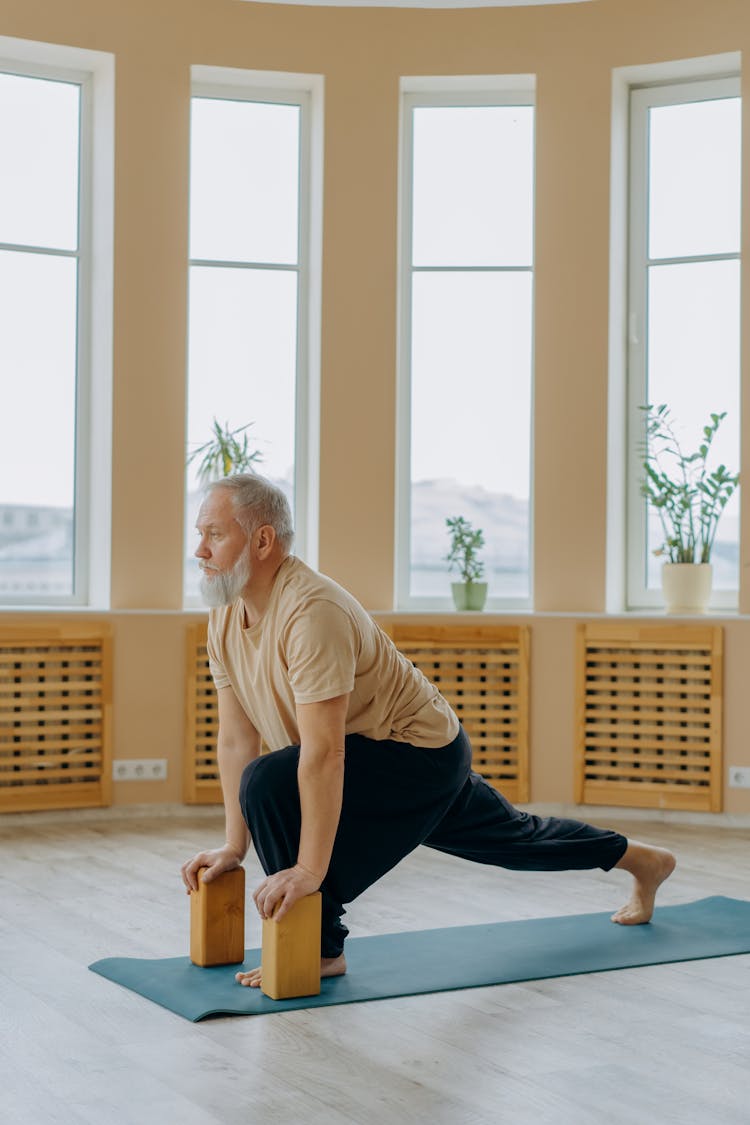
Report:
253,863,321,922
181,843,244,894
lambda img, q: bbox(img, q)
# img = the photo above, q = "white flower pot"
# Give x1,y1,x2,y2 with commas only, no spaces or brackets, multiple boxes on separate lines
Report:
661,563,713,615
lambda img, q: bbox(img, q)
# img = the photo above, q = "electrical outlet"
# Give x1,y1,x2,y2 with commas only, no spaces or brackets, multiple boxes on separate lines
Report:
112,758,168,782
728,766,750,789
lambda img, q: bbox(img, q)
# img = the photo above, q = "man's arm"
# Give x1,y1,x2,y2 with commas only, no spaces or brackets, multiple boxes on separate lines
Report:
251,693,348,922
217,685,262,858
181,685,261,892
296,694,348,881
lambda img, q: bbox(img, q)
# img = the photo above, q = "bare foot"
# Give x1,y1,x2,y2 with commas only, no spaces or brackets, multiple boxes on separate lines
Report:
611,841,676,925
235,953,347,989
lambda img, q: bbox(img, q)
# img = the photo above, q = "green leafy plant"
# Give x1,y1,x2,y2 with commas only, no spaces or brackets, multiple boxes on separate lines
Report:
640,403,739,564
187,419,263,485
444,516,485,583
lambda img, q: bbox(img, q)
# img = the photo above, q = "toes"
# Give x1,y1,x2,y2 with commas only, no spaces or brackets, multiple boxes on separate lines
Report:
612,905,650,925
236,969,262,988
612,902,640,923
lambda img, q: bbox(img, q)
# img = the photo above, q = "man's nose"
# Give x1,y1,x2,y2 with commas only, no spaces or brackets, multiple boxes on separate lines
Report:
195,538,210,559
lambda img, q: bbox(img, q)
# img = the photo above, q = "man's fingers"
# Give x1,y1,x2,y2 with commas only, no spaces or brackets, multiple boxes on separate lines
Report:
255,885,282,921
252,884,265,916
182,858,210,893
272,896,291,923
260,891,278,920
189,863,205,892
252,869,303,919
253,878,278,919
180,863,196,892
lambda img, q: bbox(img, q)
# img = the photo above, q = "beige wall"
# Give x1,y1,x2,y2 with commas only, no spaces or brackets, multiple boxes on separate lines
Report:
1,0,749,814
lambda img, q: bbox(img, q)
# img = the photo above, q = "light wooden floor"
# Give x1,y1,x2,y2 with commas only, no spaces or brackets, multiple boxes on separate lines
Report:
1,810,749,1125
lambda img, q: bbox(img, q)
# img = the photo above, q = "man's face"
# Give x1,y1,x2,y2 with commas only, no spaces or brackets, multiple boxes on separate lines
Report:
195,490,251,607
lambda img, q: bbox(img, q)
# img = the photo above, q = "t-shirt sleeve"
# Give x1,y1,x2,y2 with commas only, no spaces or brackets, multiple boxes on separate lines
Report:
206,615,231,691
284,599,358,704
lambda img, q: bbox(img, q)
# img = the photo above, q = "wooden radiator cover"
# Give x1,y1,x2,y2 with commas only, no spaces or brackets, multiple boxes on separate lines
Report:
0,625,112,814
185,622,222,804
575,624,723,812
388,625,530,803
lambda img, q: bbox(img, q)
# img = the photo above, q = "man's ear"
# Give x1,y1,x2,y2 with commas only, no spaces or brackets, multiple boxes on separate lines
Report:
253,524,277,558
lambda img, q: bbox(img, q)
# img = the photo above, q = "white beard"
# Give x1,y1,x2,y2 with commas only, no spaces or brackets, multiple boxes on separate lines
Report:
199,551,251,607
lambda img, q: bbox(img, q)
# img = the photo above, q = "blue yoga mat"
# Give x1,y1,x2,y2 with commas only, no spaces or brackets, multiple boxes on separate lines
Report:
89,896,750,1022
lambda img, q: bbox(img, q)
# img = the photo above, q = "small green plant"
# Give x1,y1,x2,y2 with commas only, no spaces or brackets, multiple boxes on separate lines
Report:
640,403,739,564
444,516,485,583
187,418,263,485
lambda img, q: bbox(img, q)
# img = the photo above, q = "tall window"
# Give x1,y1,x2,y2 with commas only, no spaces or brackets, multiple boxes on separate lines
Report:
627,76,741,609
0,64,87,602
185,81,313,602
397,86,535,609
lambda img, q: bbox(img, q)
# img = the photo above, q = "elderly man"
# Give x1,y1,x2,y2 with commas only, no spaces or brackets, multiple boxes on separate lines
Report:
181,474,676,988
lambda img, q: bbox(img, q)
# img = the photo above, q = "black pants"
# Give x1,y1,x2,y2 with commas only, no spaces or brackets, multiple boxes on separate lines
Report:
239,726,629,957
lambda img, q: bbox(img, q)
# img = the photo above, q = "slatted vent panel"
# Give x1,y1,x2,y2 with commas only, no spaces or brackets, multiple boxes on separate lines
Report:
575,624,722,812
389,625,529,802
184,623,222,804
0,626,112,813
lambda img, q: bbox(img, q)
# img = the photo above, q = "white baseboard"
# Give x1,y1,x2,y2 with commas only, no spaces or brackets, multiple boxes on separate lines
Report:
0,802,224,827
3,800,750,830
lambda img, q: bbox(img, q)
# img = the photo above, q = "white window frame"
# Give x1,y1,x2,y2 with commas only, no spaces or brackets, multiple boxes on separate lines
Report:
0,38,114,609
396,78,535,612
185,68,322,607
626,73,741,611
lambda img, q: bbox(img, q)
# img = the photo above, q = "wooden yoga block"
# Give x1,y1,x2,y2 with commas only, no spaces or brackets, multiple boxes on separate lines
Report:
190,866,245,967
261,891,322,1000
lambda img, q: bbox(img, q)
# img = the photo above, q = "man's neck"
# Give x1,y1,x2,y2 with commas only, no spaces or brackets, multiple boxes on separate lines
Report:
241,554,289,627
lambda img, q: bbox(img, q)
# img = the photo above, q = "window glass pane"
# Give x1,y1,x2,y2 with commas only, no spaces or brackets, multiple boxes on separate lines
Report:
0,251,77,597
185,266,297,598
410,271,531,598
189,98,300,264
649,98,740,260
412,105,534,267
646,259,740,590
0,72,79,251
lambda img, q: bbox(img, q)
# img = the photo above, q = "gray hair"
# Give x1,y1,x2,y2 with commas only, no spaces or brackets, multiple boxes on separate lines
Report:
207,473,295,552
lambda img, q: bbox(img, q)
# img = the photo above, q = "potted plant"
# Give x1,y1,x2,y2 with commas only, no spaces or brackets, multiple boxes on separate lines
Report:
640,403,739,613
187,418,262,485
445,516,488,611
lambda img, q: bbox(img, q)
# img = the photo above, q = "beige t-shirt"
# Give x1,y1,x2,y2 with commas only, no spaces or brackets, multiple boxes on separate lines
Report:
207,556,459,751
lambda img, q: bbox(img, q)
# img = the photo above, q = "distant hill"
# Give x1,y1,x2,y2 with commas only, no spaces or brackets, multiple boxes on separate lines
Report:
411,479,529,571
0,505,72,560
2,487,738,598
